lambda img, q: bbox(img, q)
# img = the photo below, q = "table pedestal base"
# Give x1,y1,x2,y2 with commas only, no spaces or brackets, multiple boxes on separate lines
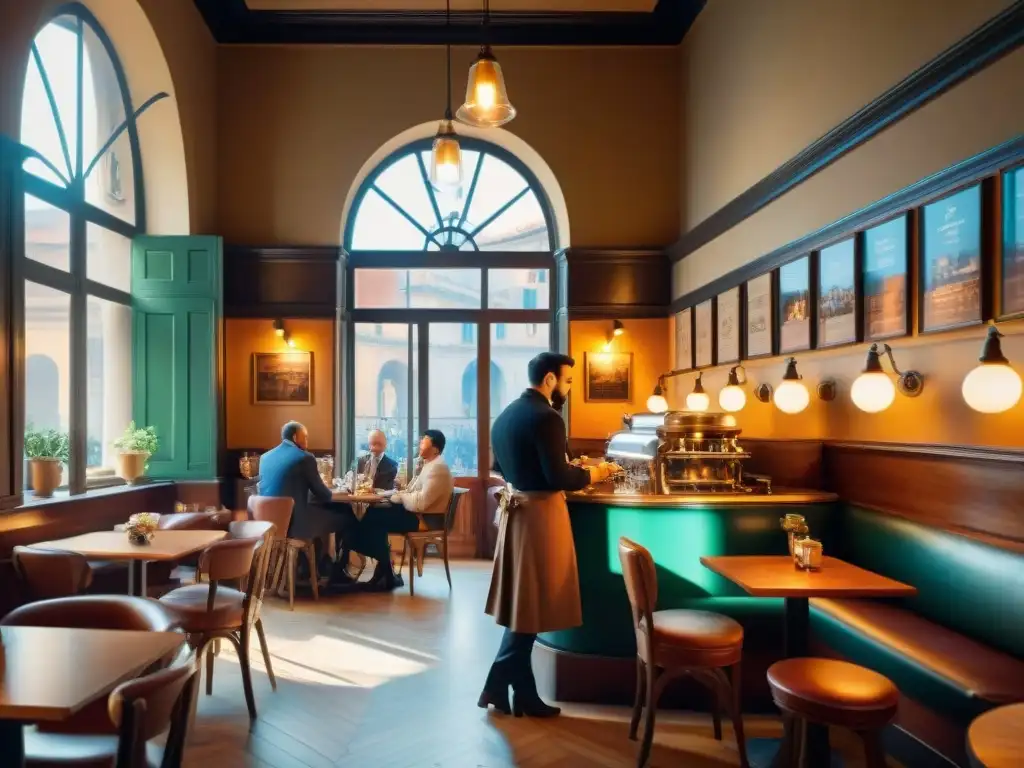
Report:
0,720,25,767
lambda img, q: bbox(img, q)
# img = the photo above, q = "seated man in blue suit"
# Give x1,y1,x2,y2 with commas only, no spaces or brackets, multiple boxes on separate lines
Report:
258,421,344,579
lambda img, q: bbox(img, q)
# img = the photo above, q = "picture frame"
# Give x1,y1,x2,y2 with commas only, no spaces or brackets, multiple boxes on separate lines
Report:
694,299,714,368
863,213,911,340
816,237,858,348
1000,165,1024,320
745,272,774,358
716,286,741,364
674,307,693,370
253,351,313,405
777,256,811,353
919,183,984,333
583,351,633,403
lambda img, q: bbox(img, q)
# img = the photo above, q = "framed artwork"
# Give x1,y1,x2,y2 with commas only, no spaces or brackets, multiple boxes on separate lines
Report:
817,237,858,348
253,352,313,405
745,273,773,358
674,308,693,370
920,184,983,333
584,352,632,402
777,256,811,353
1001,166,1024,319
716,287,741,364
863,214,910,340
694,299,714,368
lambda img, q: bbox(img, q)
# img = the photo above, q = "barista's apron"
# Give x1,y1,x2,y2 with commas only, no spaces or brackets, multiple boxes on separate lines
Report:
485,487,582,634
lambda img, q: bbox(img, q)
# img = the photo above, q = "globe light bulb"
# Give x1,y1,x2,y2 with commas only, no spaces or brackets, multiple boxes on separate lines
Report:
686,391,710,412
962,363,1022,413
719,385,747,413
647,393,669,413
774,380,810,414
851,371,896,413
430,121,462,190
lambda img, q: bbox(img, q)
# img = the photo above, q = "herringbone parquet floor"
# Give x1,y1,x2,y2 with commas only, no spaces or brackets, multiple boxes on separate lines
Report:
184,559,883,768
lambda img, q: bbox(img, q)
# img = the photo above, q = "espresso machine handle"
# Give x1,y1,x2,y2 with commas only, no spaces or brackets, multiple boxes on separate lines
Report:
746,473,773,495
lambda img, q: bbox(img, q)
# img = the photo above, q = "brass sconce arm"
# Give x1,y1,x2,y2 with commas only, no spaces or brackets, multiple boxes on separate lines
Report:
867,343,924,397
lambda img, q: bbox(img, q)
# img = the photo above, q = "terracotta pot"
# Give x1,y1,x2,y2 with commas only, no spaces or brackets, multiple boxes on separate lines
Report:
29,458,63,498
116,451,150,485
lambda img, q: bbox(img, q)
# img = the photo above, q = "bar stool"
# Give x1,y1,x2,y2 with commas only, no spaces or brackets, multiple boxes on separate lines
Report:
618,538,749,768
767,658,898,768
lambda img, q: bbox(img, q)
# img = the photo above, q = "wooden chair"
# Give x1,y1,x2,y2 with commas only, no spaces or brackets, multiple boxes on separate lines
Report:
618,537,749,768
159,520,276,719
12,546,93,600
246,495,313,610
399,487,467,597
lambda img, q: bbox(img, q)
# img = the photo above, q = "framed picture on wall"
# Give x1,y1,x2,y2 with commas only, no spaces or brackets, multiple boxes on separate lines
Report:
253,352,313,405
920,183,983,333
863,214,910,340
816,237,858,348
745,273,773,358
583,352,632,402
674,308,693,370
716,287,741,364
694,299,714,368
777,256,811,353
1001,166,1024,320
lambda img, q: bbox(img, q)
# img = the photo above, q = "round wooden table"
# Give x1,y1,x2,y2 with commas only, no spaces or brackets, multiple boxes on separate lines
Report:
968,703,1024,768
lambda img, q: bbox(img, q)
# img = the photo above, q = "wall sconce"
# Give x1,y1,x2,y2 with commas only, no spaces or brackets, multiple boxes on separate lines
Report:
272,318,285,337
719,366,748,413
754,357,835,415
962,324,1022,413
851,343,923,413
612,319,624,337
284,333,296,348
686,372,710,412
646,368,709,413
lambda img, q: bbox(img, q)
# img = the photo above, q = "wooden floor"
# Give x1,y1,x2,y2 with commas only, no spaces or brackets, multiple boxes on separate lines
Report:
185,559,886,767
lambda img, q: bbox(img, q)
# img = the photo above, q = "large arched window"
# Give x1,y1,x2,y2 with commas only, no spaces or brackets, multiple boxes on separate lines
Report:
20,7,165,495
345,137,557,479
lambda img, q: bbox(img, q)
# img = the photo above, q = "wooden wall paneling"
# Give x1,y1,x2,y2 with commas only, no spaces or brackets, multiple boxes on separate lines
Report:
823,441,1024,544
224,246,339,318
564,248,671,319
744,438,824,490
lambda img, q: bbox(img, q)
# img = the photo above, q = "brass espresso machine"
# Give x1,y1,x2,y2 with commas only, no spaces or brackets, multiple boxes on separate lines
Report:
605,411,771,495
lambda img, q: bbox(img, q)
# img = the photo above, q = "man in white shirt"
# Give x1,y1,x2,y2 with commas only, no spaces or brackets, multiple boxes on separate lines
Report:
349,429,454,591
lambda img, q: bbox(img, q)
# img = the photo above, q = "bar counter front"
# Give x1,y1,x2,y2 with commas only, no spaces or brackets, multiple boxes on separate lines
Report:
535,484,838,705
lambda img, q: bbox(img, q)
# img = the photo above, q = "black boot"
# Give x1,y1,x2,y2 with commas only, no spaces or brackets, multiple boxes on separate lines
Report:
511,667,561,718
477,664,512,715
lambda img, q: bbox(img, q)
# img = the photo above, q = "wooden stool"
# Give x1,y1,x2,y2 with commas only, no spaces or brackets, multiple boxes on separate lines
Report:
619,538,749,768
967,702,1024,768
767,658,898,768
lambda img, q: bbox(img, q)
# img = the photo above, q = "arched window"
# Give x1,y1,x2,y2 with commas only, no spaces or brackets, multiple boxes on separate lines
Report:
346,137,558,477
20,6,165,494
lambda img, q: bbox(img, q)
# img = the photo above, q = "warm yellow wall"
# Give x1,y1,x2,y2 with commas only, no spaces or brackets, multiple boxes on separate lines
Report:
216,45,680,248
224,319,335,450
672,0,1024,448
569,318,670,439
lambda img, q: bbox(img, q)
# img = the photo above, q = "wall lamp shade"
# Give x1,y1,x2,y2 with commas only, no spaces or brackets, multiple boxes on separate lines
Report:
272,319,285,337
430,120,462,189
719,366,747,412
851,343,923,413
456,47,516,128
647,389,669,414
686,373,710,412
962,325,1022,413
613,320,625,337
773,358,811,414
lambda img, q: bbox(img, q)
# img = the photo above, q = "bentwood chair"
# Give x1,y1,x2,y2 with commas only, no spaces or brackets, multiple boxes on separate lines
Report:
247,495,311,610
618,537,749,768
12,546,93,600
159,520,275,719
399,487,468,597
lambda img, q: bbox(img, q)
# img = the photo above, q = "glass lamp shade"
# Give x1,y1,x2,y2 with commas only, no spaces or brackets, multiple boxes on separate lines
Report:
647,393,669,413
719,385,747,413
774,380,810,414
430,122,462,189
962,363,1023,414
456,47,516,128
686,390,710,412
851,371,896,413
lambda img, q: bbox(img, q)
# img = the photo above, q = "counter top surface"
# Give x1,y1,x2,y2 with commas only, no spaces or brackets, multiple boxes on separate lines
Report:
566,485,837,507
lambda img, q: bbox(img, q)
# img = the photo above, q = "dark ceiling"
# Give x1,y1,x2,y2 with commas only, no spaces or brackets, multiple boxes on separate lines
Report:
193,0,706,46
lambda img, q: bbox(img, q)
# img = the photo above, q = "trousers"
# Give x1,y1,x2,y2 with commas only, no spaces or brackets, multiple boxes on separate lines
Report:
484,628,539,695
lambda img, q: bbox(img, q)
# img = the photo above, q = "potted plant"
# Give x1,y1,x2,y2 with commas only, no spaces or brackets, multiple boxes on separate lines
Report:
113,422,158,485
24,428,70,498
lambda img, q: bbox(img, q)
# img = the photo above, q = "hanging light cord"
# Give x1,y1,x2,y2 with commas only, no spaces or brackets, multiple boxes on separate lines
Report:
445,0,452,120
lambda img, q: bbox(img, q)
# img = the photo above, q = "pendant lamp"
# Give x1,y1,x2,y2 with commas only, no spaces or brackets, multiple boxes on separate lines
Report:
456,0,516,128
430,0,462,190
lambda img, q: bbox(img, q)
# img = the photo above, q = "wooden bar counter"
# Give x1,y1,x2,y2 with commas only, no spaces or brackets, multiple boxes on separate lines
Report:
534,484,838,706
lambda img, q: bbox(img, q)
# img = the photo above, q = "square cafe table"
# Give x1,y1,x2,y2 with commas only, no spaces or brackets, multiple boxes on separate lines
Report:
32,530,227,596
700,555,917,767
0,626,184,767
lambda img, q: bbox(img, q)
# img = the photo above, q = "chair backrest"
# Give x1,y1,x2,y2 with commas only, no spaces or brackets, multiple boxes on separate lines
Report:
442,487,469,533
158,511,226,532
0,594,180,632
12,546,93,600
247,495,294,538
229,519,275,541
196,537,258,584
618,537,657,659
108,647,198,768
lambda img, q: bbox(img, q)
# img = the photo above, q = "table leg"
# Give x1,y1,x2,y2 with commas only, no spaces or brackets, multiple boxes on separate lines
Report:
0,720,25,767
141,561,148,597
127,561,135,596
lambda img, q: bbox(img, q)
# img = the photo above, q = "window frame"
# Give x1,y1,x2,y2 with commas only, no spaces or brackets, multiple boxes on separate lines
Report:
18,5,151,497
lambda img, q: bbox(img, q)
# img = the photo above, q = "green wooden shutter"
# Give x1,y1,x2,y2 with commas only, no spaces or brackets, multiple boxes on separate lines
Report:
131,236,221,480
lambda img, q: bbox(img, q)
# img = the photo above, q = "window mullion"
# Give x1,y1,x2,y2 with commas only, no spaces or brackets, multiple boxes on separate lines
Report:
68,211,87,494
